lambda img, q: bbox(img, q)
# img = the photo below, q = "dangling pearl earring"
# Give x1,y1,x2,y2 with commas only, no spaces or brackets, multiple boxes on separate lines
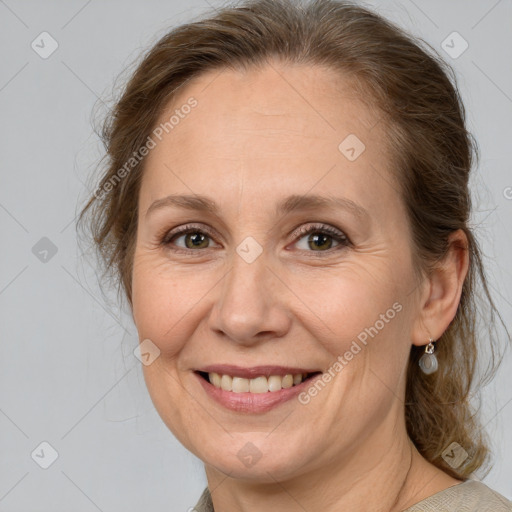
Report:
419,337,438,374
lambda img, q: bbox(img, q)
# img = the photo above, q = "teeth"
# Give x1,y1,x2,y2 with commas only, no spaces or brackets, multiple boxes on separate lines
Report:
268,375,282,392
250,376,268,393
210,372,221,388
232,377,250,393
281,374,293,389
208,372,307,392
220,374,232,391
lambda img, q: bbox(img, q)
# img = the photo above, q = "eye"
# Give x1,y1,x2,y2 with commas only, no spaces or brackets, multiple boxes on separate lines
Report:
160,222,350,255
291,223,350,254
161,224,219,253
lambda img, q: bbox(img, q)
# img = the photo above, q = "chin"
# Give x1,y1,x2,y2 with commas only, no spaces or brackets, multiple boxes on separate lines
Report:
192,432,314,482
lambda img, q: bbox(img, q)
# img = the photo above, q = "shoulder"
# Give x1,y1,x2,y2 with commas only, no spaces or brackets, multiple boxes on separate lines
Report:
192,481,512,512
192,487,214,512
403,479,512,512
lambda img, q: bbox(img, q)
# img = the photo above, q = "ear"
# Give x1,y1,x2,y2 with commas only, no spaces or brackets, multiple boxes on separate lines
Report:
411,229,469,347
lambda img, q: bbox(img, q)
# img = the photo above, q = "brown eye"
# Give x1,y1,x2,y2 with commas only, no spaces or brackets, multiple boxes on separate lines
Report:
305,232,334,251
166,230,214,250
293,224,350,253
181,231,210,249
161,224,221,253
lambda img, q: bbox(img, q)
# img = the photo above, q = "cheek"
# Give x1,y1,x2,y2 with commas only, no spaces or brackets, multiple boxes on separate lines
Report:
131,254,193,357
294,260,408,358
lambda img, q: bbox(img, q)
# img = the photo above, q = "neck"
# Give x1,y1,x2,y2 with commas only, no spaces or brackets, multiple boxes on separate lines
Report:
203,413,451,512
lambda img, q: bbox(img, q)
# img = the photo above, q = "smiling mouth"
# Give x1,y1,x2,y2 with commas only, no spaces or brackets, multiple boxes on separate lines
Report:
196,371,322,393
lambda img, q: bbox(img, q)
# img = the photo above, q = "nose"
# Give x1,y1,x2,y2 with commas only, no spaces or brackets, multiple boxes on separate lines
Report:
208,250,292,346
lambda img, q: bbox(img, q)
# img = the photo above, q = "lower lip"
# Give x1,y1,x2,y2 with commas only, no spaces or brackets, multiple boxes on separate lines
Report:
195,372,320,413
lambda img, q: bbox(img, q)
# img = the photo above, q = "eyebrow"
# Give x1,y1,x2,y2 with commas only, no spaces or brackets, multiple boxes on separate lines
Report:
145,193,369,221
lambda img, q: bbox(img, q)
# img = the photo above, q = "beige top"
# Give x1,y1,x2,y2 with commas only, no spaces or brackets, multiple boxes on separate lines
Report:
193,480,512,511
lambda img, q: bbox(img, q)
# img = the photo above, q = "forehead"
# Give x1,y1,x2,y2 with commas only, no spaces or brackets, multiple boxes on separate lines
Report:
140,61,398,217
157,62,381,150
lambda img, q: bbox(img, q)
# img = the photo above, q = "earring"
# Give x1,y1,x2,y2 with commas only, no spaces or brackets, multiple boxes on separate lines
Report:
419,337,438,374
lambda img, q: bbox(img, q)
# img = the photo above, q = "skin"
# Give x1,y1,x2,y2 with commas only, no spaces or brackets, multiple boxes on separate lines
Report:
131,61,469,512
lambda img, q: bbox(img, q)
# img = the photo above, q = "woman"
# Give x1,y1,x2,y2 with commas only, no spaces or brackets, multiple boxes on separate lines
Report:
78,0,512,510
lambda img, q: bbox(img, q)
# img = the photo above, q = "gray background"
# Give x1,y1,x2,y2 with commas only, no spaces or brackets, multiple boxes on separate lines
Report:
0,0,511,510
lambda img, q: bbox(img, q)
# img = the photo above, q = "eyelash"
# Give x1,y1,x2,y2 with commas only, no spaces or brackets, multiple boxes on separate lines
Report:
160,223,350,256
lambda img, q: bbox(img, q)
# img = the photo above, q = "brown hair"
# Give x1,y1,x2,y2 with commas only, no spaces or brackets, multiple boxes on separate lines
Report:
78,0,509,479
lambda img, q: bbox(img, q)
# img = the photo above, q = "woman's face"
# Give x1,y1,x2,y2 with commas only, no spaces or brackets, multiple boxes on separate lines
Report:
131,62,425,481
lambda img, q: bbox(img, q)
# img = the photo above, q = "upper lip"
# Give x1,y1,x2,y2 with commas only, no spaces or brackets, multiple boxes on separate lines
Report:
195,364,321,379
